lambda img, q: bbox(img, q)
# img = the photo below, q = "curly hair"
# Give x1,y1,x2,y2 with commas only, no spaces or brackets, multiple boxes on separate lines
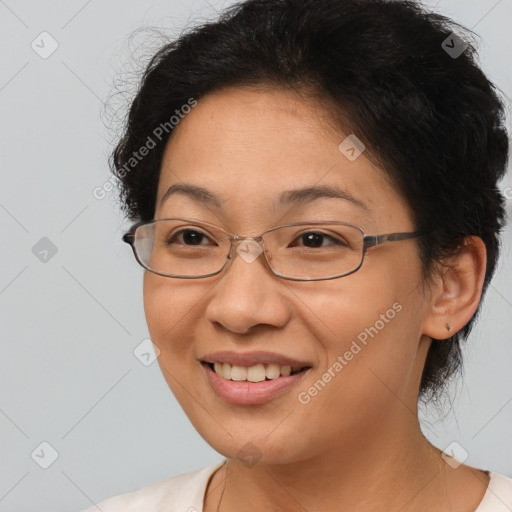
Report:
109,0,509,400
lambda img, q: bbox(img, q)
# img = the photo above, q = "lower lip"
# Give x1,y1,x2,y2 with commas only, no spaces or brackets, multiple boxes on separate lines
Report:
202,363,310,405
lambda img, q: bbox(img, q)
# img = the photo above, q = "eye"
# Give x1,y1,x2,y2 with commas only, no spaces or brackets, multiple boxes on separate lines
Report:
290,231,348,249
165,228,217,246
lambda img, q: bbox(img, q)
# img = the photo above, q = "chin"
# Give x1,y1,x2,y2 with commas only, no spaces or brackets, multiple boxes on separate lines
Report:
192,418,314,466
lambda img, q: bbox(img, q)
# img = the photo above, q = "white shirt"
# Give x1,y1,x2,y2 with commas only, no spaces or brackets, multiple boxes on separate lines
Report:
80,461,512,511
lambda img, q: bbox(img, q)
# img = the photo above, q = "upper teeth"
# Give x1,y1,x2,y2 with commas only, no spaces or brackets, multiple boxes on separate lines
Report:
213,362,293,382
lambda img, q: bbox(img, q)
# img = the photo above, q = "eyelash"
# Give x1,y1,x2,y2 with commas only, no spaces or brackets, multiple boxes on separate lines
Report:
166,229,345,248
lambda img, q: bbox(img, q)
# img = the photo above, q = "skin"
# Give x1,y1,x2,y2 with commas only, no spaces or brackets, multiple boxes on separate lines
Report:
143,85,489,511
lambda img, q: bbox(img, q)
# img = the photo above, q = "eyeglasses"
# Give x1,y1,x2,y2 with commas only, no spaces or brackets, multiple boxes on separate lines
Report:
122,218,423,281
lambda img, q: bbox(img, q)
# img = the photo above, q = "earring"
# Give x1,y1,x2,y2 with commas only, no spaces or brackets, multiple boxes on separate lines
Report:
446,323,452,333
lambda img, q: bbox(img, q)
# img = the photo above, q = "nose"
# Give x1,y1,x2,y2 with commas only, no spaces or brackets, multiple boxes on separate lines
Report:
204,238,292,335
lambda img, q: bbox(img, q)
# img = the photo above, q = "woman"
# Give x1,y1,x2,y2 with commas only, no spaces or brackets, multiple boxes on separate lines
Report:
83,0,511,510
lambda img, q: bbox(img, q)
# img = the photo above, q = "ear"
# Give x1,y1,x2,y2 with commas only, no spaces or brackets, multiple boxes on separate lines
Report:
422,236,487,340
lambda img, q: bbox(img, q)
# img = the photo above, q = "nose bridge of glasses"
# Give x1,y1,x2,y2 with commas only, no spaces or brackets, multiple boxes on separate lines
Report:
231,236,266,264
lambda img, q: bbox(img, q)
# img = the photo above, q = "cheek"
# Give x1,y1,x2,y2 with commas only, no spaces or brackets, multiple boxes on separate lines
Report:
293,277,415,380
292,252,425,415
142,273,210,414
142,273,203,360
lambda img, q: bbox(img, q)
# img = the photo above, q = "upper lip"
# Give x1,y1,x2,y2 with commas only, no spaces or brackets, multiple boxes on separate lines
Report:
201,351,312,370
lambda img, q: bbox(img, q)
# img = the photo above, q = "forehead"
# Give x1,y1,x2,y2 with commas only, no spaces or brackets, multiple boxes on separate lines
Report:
155,86,411,229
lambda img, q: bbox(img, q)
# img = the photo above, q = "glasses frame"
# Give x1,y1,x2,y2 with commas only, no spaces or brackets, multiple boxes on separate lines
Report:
122,217,424,281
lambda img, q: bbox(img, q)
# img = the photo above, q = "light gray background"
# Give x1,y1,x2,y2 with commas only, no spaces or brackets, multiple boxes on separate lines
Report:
0,1,511,511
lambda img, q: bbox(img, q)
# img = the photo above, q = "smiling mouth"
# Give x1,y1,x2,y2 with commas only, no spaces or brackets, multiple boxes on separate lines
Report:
202,361,311,382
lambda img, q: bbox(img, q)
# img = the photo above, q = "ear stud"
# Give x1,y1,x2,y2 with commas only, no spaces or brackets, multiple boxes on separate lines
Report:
446,323,452,333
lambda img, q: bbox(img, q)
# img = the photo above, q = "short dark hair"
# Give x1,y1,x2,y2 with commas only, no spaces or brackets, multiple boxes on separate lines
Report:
110,0,509,400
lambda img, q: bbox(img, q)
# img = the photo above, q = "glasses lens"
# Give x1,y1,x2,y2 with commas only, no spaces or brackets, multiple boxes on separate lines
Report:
263,223,364,279
133,220,230,277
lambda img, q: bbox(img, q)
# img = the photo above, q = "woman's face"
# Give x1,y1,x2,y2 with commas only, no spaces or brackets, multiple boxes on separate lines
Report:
144,86,433,464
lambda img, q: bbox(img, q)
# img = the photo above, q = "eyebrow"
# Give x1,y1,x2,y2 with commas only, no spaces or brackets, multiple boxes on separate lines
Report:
159,183,368,210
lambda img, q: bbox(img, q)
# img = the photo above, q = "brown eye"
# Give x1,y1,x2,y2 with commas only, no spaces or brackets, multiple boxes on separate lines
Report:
291,231,347,249
166,229,214,246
